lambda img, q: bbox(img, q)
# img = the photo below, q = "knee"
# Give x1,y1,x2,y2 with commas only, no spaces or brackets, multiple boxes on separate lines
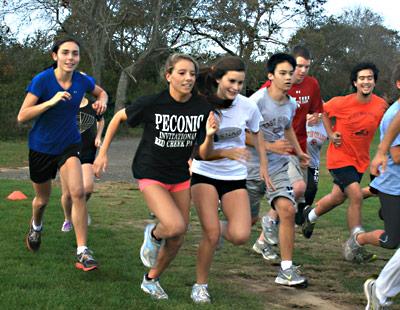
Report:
69,188,85,201
229,230,250,245
163,221,187,238
293,182,306,198
203,229,221,246
34,196,49,208
84,191,92,201
279,204,296,221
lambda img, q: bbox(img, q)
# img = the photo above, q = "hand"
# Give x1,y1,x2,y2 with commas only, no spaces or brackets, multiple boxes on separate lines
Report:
370,151,387,176
298,152,310,169
92,100,107,115
93,153,108,178
94,137,102,148
206,111,219,136
330,131,342,147
267,139,293,155
259,166,275,191
50,91,71,106
224,147,250,163
307,113,322,126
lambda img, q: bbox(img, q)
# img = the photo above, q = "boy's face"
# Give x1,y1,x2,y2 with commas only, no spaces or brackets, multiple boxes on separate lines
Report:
294,56,310,84
354,69,375,97
268,61,294,92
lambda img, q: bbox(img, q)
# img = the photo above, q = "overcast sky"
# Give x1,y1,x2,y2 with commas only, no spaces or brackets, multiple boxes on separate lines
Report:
324,0,399,31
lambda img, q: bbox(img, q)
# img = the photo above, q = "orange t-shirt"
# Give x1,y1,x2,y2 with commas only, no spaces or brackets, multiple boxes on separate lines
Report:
324,93,387,173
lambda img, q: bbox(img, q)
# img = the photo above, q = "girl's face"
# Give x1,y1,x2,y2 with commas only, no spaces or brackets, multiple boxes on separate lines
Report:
216,70,245,100
166,59,196,101
52,41,80,73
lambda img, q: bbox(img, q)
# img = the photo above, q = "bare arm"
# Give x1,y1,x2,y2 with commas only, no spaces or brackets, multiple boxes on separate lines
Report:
371,111,400,174
322,112,341,146
94,117,105,148
94,109,127,177
91,84,108,115
17,91,71,123
284,126,310,168
246,130,292,155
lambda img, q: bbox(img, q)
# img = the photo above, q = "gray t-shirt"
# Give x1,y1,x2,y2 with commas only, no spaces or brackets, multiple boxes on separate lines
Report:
247,87,297,179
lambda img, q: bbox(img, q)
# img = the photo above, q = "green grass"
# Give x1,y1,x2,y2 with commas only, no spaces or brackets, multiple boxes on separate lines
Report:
0,140,28,167
0,132,399,309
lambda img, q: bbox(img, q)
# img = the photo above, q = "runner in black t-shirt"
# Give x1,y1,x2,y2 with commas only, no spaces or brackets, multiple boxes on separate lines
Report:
60,96,105,232
94,53,218,300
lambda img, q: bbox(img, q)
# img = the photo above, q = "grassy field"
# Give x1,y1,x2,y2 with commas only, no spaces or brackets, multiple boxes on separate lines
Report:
0,139,399,309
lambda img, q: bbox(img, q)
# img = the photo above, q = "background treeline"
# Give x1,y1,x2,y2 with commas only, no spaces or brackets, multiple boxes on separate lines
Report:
1,0,399,139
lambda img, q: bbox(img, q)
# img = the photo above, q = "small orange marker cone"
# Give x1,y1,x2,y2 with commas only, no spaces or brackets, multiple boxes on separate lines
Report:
7,191,28,200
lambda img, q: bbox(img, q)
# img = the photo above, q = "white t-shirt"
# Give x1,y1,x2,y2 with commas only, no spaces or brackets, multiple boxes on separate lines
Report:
191,94,262,180
306,120,327,169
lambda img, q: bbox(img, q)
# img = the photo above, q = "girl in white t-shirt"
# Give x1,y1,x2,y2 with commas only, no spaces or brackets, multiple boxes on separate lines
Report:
190,56,270,303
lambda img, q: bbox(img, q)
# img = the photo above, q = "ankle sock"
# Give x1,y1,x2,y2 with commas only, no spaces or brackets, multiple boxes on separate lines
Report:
32,220,42,232
77,246,88,255
308,209,318,223
281,260,292,270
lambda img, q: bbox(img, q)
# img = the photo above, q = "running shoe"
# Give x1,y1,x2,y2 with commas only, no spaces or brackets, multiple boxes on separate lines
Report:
140,223,162,268
191,283,211,303
75,248,98,271
343,233,377,263
26,221,42,252
302,205,315,239
275,265,307,286
61,220,73,232
261,215,279,245
252,239,280,263
364,278,392,309
141,274,168,300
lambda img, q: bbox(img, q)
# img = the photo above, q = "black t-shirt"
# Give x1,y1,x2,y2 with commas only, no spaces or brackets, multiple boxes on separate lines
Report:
78,102,103,154
126,90,211,183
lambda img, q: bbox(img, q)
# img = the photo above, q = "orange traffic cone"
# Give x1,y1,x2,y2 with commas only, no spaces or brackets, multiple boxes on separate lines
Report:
7,191,28,200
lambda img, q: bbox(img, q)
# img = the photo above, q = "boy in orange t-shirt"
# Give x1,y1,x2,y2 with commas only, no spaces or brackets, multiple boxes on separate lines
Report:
301,62,387,263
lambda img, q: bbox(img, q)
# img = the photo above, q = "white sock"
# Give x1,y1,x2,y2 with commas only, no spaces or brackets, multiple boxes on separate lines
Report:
32,220,42,231
308,209,318,223
281,260,292,270
77,246,88,255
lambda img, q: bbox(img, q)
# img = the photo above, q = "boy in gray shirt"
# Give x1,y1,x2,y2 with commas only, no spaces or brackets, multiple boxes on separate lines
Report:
247,53,310,286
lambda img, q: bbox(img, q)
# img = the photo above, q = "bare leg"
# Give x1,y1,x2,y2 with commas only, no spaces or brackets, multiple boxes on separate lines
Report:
59,156,87,247
274,197,296,261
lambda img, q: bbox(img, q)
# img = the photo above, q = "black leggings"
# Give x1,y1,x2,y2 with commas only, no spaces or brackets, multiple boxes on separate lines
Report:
378,192,400,249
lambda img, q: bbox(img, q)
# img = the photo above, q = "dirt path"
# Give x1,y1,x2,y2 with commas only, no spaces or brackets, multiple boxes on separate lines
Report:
0,138,139,182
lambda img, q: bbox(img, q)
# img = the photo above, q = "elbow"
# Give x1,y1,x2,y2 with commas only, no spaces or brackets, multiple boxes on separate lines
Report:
17,113,26,124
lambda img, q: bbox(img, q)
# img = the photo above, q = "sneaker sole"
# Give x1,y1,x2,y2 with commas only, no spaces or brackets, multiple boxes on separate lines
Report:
75,262,98,272
140,225,154,268
363,278,374,310
275,277,308,287
140,284,168,300
252,243,263,254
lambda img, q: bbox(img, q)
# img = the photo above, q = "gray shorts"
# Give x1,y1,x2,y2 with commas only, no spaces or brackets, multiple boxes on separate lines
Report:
287,155,307,203
247,168,296,218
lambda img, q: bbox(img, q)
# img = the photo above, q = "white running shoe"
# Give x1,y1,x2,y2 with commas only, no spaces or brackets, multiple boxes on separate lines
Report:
191,283,211,303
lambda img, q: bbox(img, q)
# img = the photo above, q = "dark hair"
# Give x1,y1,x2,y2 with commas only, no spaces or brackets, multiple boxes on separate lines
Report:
196,56,246,110
49,37,81,69
162,53,199,78
266,53,296,75
350,62,379,91
291,45,311,60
